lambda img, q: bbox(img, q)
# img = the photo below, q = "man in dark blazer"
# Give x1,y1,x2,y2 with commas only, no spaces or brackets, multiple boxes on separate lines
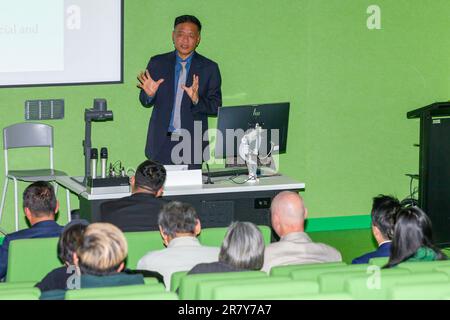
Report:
100,160,167,232
0,181,63,280
138,15,222,169
352,195,400,264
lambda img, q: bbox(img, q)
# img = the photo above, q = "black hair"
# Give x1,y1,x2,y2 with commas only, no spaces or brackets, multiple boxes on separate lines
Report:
371,195,401,240
174,15,202,32
134,160,166,193
158,201,199,238
23,181,57,217
58,223,88,264
384,206,446,268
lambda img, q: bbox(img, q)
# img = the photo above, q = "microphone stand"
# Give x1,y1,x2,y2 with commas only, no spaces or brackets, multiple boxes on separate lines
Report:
82,118,93,185
205,162,214,184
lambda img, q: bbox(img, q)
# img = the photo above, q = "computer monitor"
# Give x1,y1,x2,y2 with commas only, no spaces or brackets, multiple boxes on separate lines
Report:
214,102,290,161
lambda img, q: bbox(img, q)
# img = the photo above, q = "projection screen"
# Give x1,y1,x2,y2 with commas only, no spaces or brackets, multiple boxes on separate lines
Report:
0,0,123,87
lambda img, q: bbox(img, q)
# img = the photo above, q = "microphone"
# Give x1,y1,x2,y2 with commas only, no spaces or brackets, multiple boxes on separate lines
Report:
90,148,98,179
100,147,108,178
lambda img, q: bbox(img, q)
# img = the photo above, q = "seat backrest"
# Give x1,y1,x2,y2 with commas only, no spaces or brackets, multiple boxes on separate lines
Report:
289,264,369,282
319,266,413,294
343,268,413,299
0,287,40,300
0,281,37,290
270,261,346,277
178,271,267,300
196,276,291,300
387,277,450,299
368,257,389,267
3,123,53,150
434,266,450,277
282,292,353,300
65,283,165,300
124,231,165,269
7,237,61,282
211,279,319,300
198,225,272,247
117,291,179,300
170,270,188,292
397,260,450,273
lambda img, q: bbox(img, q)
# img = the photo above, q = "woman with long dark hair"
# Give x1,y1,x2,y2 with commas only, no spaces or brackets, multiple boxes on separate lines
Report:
384,206,446,268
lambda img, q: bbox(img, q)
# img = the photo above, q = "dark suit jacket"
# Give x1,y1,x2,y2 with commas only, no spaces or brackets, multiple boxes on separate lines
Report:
139,50,222,163
99,193,167,232
351,241,392,264
0,220,63,279
188,261,244,275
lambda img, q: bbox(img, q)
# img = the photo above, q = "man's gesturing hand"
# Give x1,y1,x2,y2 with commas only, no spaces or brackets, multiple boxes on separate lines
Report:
181,74,199,105
137,70,164,97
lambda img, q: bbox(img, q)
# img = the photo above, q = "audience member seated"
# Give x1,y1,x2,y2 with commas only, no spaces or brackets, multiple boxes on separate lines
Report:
137,201,219,289
100,160,167,232
35,219,89,292
352,195,401,264
0,181,63,280
74,223,145,290
188,221,265,275
261,191,342,273
384,206,447,268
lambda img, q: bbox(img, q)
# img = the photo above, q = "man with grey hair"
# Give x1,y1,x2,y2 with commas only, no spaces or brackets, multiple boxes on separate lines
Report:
262,191,342,273
137,201,219,289
188,221,265,274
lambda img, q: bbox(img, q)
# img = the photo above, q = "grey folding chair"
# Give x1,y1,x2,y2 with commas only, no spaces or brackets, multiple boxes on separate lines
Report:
0,123,71,231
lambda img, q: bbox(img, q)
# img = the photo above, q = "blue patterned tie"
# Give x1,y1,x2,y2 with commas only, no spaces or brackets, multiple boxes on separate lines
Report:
173,61,187,131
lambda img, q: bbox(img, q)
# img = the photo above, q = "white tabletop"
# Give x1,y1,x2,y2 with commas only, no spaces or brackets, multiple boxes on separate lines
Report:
56,174,305,201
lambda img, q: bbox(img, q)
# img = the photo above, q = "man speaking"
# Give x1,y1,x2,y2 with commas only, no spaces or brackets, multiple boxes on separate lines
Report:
137,15,222,169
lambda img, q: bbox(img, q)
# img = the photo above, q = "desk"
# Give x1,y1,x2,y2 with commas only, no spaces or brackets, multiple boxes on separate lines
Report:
56,175,305,228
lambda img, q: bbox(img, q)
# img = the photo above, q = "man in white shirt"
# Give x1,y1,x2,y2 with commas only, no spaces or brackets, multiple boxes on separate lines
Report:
262,191,342,273
137,201,219,289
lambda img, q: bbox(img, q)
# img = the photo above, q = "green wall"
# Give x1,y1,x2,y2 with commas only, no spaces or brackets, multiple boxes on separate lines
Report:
0,0,448,231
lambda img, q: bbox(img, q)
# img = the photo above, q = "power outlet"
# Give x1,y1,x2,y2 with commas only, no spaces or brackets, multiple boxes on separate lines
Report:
254,198,271,209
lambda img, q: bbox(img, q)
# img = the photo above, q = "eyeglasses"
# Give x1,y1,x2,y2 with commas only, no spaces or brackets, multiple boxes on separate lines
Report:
174,30,199,40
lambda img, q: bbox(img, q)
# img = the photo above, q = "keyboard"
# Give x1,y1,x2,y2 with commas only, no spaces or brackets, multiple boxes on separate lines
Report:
203,167,260,178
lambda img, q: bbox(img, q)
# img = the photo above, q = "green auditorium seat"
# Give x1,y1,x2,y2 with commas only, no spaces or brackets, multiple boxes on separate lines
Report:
198,225,272,247
0,287,40,300
6,237,61,282
320,267,411,294
368,257,389,267
434,266,450,277
65,283,166,300
118,291,179,300
277,292,353,300
67,290,178,300
211,279,319,300
143,277,159,285
196,276,291,300
345,271,449,299
178,271,267,300
0,281,37,290
170,270,188,292
289,264,370,282
270,261,346,277
124,231,165,269
388,281,450,300
396,260,450,273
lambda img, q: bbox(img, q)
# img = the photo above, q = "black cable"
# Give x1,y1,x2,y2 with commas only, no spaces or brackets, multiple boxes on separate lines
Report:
228,174,252,184
402,174,419,207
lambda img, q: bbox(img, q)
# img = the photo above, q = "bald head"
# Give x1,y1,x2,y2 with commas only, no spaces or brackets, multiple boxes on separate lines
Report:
271,191,307,236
